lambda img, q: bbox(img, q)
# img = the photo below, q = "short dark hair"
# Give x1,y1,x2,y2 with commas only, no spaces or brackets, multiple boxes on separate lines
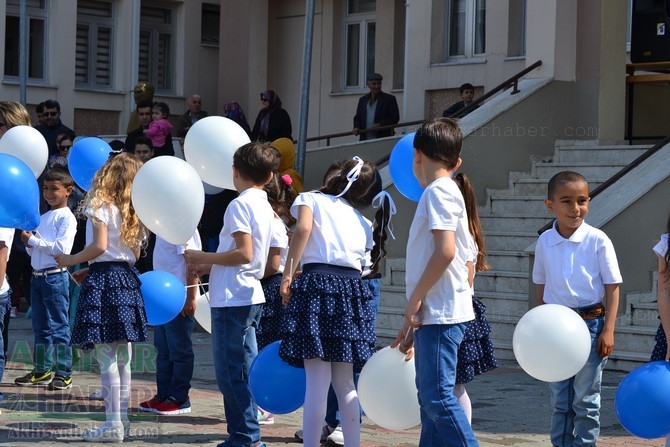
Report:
56,130,76,145
136,99,153,111
36,102,45,113
134,135,154,151
44,166,74,187
459,83,475,93
547,171,589,200
233,142,275,185
413,118,462,169
43,99,61,111
153,101,170,116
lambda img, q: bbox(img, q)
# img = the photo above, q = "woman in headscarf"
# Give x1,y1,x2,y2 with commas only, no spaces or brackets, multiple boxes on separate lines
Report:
223,101,251,137
250,90,292,142
270,137,303,193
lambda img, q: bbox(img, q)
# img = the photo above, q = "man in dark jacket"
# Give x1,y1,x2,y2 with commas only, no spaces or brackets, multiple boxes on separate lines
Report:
352,73,400,141
35,99,74,156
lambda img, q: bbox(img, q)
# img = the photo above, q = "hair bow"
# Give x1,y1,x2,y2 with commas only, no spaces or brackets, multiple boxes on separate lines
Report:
281,174,293,186
335,156,364,198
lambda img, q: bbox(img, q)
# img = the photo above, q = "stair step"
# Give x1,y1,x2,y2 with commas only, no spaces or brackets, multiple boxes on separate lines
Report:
531,162,627,179
480,214,550,232
613,325,657,353
476,270,529,294
482,231,538,251
476,291,530,318
484,250,530,271
630,301,660,328
489,195,549,214
378,286,408,308
557,147,648,163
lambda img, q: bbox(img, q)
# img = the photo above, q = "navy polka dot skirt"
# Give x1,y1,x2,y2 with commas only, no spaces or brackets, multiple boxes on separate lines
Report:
257,273,283,352
279,263,376,370
456,296,499,384
651,323,667,361
71,261,148,350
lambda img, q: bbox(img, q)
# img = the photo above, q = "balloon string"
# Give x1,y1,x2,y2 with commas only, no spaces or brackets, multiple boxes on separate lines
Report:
186,283,208,288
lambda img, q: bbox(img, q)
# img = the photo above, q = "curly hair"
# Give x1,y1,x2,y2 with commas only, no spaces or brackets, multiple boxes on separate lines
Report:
0,101,31,128
80,153,146,251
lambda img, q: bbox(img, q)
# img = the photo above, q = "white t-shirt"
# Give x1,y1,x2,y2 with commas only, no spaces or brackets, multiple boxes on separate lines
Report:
85,201,137,264
269,216,289,274
653,234,668,259
0,227,14,295
209,188,274,307
290,192,372,271
27,207,77,270
153,231,202,284
406,177,474,325
533,221,623,308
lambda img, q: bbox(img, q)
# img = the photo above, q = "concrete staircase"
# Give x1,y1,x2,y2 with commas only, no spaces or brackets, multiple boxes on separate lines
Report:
376,140,656,370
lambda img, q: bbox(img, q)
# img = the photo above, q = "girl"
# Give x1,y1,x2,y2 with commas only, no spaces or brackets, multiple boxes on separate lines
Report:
49,131,75,169
453,172,498,423
279,156,391,447
256,172,296,425
144,101,173,156
56,153,147,443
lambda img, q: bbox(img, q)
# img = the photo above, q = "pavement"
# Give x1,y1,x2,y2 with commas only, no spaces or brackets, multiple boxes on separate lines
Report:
0,314,663,446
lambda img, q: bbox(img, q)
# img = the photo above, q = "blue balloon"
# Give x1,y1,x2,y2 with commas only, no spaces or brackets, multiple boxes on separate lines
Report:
249,341,306,414
139,271,186,326
389,132,424,202
615,361,670,439
0,153,40,230
68,137,111,191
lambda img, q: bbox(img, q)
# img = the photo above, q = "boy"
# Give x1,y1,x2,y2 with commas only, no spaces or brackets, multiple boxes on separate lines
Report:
391,118,479,446
442,82,479,118
184,142,275,447
15,167,78,389
533,171,622,447
133,135,155,164
138,230,202,415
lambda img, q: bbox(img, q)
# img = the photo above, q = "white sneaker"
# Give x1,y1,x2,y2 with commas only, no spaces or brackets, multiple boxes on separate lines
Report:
326,426,344,446
294,425,335,442
9,307,17,318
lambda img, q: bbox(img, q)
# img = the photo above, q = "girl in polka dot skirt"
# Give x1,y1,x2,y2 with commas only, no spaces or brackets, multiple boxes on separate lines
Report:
56,153,148,443
453,172,498,423
279,157,392,447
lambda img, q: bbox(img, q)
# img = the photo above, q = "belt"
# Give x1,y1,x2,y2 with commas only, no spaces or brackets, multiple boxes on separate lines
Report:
574,303,605,320
32,267,68,277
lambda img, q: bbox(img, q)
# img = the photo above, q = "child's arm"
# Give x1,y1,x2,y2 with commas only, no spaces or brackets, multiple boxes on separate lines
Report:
26,218,77,256
657,254,670,361
55,218,107,267
182,264,199,317
184,231,253,267
0,241,8,290
597,283,619,358
280,205,313,305
264,247,281,278
143,121,158,137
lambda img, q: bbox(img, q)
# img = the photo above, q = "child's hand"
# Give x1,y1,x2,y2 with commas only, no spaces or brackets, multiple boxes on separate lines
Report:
183,249,204,265
181,297,196,317
55,254,76,268
404,295,423,329
72,268,89,285
596,328,614,358
390,323,415,361
280,276,293,306
21,231,33,246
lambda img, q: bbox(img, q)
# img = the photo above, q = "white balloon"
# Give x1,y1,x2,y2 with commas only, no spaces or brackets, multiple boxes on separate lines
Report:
0,125,48,177
194,291,211,334
183,116,250,190
513,304,591,382
358,346,421,430
131,157,205,245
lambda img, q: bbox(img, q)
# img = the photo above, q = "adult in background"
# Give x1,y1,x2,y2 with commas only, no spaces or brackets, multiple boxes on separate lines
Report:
442,83,479,118
352,73,399,141
250,90,292,142
126,81,155,133
35,99,74,156
223,101,251,137
125,99,155,155
175,94,208,146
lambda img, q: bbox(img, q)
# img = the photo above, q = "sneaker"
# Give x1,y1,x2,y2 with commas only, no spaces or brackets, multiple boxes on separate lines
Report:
257,408,274,425
82,425,124,443
138,395,165,413
15,371,52,386
153,396,191,415
326,426,344,446
295,425,335,442
48,375,73,390
9,307,17,318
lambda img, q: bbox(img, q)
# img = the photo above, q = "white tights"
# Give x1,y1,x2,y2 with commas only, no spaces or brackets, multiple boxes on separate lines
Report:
95,342,132,429
303,359,359,447
454,383,472,424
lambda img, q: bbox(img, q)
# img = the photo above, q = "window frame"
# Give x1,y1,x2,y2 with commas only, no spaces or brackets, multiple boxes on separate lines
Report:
76,0,116,90
3,0,48,82
445,0,486,61
343,0,377,90
139,4,176,94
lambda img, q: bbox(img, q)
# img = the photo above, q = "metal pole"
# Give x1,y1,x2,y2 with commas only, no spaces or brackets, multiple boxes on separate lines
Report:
296,0,316,178
19,0,27,105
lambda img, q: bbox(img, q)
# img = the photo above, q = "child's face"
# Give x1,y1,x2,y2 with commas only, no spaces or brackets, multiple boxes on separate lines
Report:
43,180,72,209
461,89,475,104
134,144,154,163
544,180,590,239
57,138,73,156
152,108,165,121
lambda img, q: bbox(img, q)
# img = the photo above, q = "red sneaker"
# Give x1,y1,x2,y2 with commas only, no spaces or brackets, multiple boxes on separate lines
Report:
139,395,165,413
153,396,192,415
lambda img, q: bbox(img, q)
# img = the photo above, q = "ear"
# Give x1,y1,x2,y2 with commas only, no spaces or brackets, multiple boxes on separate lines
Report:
65,185,73,196
544,198,554,212
413,148,421,164
454,157,462,171
264,172,273,186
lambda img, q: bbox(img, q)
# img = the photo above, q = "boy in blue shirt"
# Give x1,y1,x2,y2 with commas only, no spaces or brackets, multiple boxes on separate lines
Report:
185,142,275,447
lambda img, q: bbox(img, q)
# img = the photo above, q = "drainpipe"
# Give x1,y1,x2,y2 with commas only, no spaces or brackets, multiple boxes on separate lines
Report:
296,0,315,178
19,0,27,105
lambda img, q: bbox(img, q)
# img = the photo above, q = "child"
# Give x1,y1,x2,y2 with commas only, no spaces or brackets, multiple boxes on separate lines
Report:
144,101,172,157
133,135,154,164
48,131,75,170
255,172,296,425
0,226,15,404
453,172,498,423
55,153,148,443
532,170,622,447
390,117,478,446
138,230,201,415
15,167,77,390
279,156,391,447
183,141,276,447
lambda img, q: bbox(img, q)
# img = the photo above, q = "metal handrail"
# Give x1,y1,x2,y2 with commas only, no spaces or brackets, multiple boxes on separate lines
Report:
306,60,544,148
537,135,670,235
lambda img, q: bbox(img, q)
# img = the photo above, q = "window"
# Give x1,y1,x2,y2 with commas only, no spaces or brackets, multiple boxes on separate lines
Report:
4,0,47,80
76,0,115,88
139,5,175,93
344,0,376,88
507,0,526,57
201,3,220,46
446,0,486,59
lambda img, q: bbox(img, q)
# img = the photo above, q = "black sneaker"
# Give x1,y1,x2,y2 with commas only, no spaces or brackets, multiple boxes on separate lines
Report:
15,371,53,386
48,375,73,390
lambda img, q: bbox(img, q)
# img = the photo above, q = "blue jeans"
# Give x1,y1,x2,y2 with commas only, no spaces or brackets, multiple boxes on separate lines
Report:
0,290,10,401
414,323,479,447
30,272,72,376
549,317,606,447
211,305,262,447
154,313,195,403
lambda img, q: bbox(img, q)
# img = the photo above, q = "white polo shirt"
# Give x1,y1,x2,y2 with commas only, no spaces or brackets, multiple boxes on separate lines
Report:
153,231,202,284
0,227,14,296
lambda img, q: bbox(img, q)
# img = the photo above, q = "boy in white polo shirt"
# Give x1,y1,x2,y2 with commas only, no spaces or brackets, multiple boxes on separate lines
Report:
533,170,622,447
16,166,77,390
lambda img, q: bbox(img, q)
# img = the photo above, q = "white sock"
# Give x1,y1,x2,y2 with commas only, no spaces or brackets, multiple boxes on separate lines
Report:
303,358,331,447
117,342,132,425
95,343,124,430
331,362,360,447
454,384,472,424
